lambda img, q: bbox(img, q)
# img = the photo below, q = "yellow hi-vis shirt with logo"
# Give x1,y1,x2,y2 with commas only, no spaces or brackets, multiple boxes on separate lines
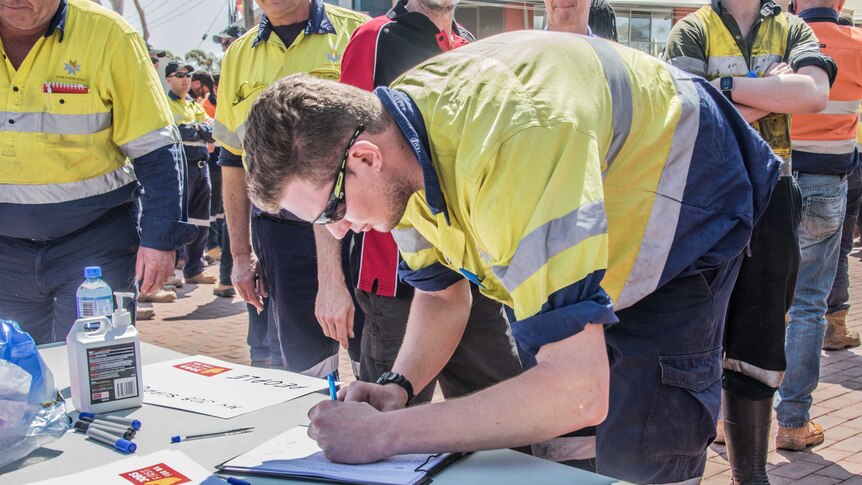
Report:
168,93,210,147
0,0,178,205
214,3,368,158
389,31,779,331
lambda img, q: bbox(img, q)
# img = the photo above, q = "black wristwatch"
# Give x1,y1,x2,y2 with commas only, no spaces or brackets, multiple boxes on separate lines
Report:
376,371,415,405
719,76,734,102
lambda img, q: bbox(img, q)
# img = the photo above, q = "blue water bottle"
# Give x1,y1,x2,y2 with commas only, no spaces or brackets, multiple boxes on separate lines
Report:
76,266,114,318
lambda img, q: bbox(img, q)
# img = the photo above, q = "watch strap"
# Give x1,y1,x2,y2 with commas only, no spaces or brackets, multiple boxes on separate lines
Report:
376,371,415,405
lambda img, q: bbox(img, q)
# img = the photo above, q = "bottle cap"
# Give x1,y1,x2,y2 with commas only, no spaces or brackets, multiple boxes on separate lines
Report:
84,266,102,278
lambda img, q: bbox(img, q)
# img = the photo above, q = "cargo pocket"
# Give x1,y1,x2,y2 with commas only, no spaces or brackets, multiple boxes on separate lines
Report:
643,347,722,459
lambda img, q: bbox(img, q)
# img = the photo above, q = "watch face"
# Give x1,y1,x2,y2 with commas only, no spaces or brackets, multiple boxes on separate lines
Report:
721,76,733,91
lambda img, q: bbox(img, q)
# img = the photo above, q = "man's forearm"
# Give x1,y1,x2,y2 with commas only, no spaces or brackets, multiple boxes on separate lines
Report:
222,166,253,256
385,325,610,454
391,280,472,393
314,225,345,283
728,67,830,115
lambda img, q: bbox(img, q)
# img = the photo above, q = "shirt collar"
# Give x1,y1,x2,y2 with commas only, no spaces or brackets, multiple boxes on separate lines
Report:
386,0,474,46
167,91,194,102
374,87,449,223
712,0,782,18
44,0,68,42
253,0,336,47
797,7,840,23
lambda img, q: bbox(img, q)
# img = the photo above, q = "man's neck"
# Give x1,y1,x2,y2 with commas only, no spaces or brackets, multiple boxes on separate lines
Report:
172,89,190,100
722,0,762,36
405,0,455,37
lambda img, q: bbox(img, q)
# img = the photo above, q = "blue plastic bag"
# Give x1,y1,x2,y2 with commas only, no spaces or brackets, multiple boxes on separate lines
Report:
0,320,70,468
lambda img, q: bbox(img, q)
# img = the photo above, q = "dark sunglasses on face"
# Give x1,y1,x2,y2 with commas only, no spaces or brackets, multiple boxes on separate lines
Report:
169,72,190,79
150,57,159,64
312,124,365,225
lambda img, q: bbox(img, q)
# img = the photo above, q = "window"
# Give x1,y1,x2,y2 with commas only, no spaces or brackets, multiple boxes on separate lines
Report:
614,9,672,57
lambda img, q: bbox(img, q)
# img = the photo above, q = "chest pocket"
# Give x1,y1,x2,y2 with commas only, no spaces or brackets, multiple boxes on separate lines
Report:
42,92,101,160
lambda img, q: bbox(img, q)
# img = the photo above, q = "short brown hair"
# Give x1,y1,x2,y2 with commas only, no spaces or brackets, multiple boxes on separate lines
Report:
243,73,390,213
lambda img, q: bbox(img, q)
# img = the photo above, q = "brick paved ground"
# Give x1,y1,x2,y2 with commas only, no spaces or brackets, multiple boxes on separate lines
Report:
139,251,862,482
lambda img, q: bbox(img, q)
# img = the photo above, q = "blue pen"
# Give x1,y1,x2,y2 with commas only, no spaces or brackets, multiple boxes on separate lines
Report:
226,477,251,485
327,372,338,400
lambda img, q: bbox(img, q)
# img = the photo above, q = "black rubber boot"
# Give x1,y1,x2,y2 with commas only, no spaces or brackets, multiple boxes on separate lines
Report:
723,389,772,485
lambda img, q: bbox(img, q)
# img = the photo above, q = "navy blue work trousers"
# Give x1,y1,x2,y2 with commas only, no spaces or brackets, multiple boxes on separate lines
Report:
596,257,741,483
0,204,139,344
252,215,363,374
182,161,211,279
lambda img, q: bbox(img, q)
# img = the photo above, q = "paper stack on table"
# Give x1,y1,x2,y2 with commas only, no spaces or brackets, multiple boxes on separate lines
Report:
142,355,328,418
218,426,461,485
28,449,227,484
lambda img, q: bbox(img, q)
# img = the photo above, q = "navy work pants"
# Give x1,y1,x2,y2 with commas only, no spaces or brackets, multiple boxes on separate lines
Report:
252,215,363,375
0,204,139,344
182,161,211,279
596,257,741,483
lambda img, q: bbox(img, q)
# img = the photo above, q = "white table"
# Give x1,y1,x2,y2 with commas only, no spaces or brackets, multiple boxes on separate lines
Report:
0,343,621,484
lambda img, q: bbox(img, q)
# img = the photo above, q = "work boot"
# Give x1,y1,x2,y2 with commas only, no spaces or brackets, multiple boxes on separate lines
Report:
165,275,185,288
139,288,177,303
823,309,861,350
776,421,825,451
723,390,772,484
187,272,217,284
205,247,221,263
136,304,155,321
213,284,236,298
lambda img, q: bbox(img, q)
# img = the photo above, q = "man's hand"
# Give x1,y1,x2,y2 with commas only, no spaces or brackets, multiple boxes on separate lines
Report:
315,277,355,349
765,62,794,77
232,252,267,312
308,400,392,463
136,247,176,294
340,381,409,411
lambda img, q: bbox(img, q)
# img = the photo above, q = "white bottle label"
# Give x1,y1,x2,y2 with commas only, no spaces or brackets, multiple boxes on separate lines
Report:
78,296,114,318
86,342,139,404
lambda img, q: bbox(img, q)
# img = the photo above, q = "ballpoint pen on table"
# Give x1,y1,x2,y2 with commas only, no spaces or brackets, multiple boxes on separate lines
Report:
171,427,255,443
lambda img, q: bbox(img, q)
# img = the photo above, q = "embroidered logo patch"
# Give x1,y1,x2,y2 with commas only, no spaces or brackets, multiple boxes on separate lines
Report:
63,60,82,75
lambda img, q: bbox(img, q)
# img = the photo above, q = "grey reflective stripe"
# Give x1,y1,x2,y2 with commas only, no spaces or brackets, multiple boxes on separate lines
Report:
531,436,596,462
791,139,858,154
617,69,699,310
213,119,242,150
188,217,210,227
750,54,782,74
820,99,862,115
236,122,247,145
0,164,137,204
706,56,748,77
663,479,703,485
183,140,208,147
0,111,111,135
723,358,784,388
491,200,607,292
120,126,181,159
391,227,434,253
668,56,707,77
581,36,632,173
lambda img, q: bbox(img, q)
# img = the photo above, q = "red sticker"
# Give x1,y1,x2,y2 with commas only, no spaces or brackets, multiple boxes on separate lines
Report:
119,463,191,484
173,361,231,377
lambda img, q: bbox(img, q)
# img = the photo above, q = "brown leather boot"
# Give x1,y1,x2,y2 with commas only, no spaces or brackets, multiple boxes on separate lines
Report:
776,421,825,451
823,309,861,350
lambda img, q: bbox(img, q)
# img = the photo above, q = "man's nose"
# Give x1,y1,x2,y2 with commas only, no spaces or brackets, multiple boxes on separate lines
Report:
326,220,351,240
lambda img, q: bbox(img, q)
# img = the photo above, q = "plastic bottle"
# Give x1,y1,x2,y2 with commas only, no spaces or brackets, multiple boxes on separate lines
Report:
67,293,143,413
76,266,114,318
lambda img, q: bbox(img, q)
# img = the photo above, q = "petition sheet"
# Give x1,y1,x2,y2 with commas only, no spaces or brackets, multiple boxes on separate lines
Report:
29,450,227,485
143,355,327,418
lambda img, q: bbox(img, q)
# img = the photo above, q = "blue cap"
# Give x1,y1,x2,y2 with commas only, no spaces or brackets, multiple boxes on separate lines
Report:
79,412,96,420
130,419,142,430
171,435,181,443
227,477,252,485
115,438,137,453
84,266,102,278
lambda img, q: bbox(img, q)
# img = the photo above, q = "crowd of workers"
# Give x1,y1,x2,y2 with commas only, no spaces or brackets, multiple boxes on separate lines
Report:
1,0,861,483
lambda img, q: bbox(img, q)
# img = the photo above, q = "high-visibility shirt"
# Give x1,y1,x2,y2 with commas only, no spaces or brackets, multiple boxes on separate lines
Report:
214,0,367,159
791,8,862,175
663,0,834,174
0,0,184,244
388,31,780,359
168,91,211,163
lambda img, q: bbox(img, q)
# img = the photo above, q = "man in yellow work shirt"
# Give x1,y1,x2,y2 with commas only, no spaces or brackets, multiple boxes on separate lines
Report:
0,0,194,343
214,0,368,373
242,31,781,483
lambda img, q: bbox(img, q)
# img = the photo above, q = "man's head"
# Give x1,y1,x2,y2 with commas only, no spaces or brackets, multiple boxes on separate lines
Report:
0,0,61,35
256,0,312,25
212,25,246,52
244,74,417,238
544,0,589,34
791,0,844,13
147,42,166,70
191,71,215,98
165,62,194,97
412,0,459,13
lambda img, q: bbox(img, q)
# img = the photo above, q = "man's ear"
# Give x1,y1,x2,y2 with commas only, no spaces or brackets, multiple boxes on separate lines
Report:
349,140,384,174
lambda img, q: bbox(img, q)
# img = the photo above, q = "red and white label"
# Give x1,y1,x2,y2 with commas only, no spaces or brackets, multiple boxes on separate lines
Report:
119,463,191,484
172,361,231,377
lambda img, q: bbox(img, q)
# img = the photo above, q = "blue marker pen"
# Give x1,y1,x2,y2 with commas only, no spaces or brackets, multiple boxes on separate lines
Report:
79,416,136,434
74,420,136,440
226,477,251,485
85,427,137,454
78,412,142,430
327,372,338,400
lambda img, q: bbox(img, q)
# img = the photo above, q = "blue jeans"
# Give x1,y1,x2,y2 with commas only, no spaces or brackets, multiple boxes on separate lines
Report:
777,173,847,428
827,165,862,313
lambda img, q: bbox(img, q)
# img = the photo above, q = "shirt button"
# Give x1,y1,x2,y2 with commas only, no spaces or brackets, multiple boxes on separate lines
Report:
735,35,740,39
12,86,18,92
8,119,14,124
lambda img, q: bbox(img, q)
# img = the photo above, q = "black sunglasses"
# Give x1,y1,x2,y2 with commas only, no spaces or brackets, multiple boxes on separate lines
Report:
169,72,190,79
150,57,159,64
312,125,365,225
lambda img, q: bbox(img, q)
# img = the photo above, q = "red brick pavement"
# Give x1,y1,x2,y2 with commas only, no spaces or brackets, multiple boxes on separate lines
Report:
139,252,862,482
